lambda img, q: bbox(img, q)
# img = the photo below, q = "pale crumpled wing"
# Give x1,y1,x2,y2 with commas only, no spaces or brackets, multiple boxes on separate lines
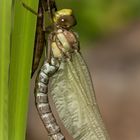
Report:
49,51,109,140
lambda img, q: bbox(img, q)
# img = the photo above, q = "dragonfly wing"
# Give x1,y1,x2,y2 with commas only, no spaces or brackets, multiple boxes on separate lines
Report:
50,51,109,140
72,51,96,105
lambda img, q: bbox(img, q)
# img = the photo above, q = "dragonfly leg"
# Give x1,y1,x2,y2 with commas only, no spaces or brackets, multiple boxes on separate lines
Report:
40,1,46,31
47,0,53,22
46,25,54,33
22,2,40,16
47,35,52,63
47,0,57,22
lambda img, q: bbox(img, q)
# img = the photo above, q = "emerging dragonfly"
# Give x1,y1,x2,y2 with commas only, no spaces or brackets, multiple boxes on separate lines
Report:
24,0,109,139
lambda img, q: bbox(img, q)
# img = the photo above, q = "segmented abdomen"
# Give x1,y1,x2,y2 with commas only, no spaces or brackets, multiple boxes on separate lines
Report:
34,59,65,140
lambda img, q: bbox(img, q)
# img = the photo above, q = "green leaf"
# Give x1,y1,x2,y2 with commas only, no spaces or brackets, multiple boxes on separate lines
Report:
0,0,12,140
9,0,38,140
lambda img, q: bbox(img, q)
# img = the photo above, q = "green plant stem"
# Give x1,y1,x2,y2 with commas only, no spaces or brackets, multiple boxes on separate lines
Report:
9,0,38,140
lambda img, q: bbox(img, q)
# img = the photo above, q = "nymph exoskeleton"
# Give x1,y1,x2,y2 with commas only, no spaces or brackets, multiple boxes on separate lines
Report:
23,0,57,77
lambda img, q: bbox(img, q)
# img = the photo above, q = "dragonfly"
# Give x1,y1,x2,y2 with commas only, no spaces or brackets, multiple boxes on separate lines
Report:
24,0,109,139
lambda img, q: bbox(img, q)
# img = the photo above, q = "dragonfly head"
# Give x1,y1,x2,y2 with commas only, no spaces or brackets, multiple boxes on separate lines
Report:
53,9,77,29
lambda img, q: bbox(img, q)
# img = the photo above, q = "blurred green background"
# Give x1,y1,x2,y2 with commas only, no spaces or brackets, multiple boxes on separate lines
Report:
27,0,140,140
57,0,140,41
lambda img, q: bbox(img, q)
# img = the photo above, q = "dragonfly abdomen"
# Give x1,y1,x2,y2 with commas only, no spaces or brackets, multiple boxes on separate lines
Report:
35,59,65,140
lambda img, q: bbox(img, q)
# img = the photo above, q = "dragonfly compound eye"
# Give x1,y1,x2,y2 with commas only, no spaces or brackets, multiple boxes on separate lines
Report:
53,9,77,28
58,15,77,28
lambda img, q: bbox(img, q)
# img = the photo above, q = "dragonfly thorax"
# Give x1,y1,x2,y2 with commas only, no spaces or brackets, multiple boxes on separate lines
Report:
49,29,79,60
